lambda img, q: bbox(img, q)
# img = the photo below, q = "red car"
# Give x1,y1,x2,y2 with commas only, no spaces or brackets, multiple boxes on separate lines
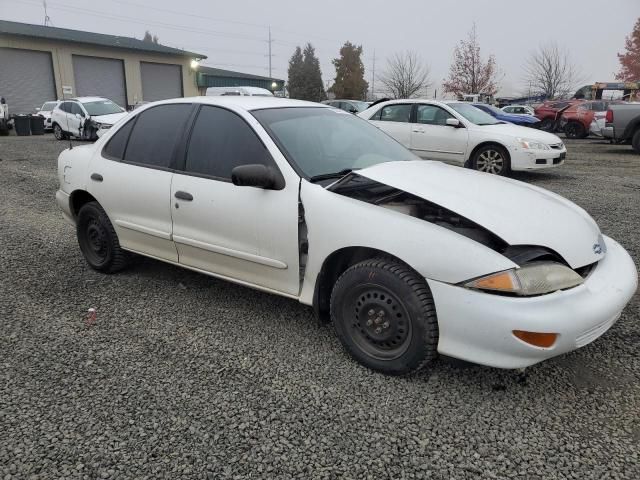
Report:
534,99,583,132
560,100,624,139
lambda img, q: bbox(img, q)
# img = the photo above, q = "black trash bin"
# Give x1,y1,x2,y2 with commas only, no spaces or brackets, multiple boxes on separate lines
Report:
30,115,45,135
14,115,31,136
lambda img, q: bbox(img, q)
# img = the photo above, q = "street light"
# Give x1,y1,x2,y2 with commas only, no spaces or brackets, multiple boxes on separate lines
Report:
271,81,278,90
190,59,200,70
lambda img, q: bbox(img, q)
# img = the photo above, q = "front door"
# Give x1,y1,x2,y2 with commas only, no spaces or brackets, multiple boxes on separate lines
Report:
171,105,300,295
88,103,194,262
410,104,468,164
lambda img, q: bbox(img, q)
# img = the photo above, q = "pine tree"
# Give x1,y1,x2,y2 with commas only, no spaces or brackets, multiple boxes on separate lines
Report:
301,43,326,102
287,47,305,100
616,18,640,82
330,42,368,100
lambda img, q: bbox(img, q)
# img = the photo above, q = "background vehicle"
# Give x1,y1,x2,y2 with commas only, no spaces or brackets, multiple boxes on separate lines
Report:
323,99,370,113
534,99,583,131
205,86,274,97
51,97,127,141
603,103,640,153
472,103,540,127
0,97,8,134
560,100,624,139
359,99,566,176
501,105,535,116
56,96,636,375
36,100,59,131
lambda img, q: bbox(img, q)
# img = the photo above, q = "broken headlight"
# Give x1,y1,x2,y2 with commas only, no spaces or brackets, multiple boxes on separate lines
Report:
463,262,584,296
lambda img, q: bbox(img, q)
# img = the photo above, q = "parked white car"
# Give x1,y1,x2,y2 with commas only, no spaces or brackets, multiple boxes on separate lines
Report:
502,105,536,116
359,99,567,176
36,100,59,131
205,86,274,97
52,97,127,141
56,97,637,375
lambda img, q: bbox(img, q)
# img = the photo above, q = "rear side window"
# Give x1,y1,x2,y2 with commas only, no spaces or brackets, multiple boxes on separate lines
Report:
377,104,412,123
103,118,136,160
124,104,192,169
184,105,274,180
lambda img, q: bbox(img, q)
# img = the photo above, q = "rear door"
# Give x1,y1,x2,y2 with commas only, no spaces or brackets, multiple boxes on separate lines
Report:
410,103,468,163
89,103,194,261
369,103,413,148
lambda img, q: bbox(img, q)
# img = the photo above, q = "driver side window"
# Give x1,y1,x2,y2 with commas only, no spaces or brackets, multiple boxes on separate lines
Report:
416,104,453,126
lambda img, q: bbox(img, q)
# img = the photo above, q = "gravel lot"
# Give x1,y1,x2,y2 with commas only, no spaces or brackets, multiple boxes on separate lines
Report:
1,134,638,480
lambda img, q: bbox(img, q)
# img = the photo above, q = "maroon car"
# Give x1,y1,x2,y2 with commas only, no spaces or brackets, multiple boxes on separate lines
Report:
560,100,625,139
534,99,583,132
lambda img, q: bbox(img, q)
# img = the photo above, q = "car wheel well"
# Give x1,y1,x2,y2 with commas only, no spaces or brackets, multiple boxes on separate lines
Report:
313,247,409,323
70,190,98,218
466,142,510,168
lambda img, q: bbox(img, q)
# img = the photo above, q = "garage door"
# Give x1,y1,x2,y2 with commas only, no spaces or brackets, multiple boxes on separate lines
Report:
73,55,127,108
141,62,183,101
0,47,56,115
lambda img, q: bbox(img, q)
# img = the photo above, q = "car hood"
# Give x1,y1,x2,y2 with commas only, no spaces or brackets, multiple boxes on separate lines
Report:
475,123,562,143
356,160,602,268
89,112,128,124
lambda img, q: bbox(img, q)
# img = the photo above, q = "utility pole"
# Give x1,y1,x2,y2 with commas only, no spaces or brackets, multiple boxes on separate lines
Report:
43,0,51,26
268,26,273,80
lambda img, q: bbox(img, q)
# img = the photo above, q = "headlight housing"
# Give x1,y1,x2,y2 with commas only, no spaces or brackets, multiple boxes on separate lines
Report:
517,137,550,150
464,262,584,296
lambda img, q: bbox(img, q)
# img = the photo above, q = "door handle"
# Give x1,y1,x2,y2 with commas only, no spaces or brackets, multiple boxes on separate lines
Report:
174,191,193,201
412,128,425,133
90,173,103,182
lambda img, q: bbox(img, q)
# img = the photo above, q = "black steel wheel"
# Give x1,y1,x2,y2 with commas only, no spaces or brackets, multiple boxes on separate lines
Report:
472,144,510,176
77,201,130,273
331,258,438,375
540,118,554,132
564,121,585,139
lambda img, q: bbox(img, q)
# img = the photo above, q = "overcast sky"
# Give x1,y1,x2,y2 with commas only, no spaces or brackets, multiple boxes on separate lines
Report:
2,0,639,97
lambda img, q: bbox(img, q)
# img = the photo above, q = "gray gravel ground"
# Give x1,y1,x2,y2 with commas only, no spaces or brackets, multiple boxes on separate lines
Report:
0,134,639,480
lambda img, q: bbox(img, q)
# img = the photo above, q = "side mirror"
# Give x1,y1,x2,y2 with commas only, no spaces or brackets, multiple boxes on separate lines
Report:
231,164,283,190
446,118,462,127
35,107,41,112
75,113,82,119
349,107,358,114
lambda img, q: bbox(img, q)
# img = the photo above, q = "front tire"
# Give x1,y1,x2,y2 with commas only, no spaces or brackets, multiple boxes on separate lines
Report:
472,144,510,176
330,258,438,375
53,124,68,141
632,129,640,154
540,118,554,132
76,201,130,273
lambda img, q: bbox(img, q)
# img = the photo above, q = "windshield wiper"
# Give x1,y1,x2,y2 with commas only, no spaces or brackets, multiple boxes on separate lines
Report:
309,168,357,183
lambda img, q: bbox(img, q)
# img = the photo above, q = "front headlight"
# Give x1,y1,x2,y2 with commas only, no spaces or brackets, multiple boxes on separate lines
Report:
463,262,584,296
517,137,550,150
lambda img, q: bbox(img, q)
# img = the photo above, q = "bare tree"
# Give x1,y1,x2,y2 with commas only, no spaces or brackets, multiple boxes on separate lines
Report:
524,42,582,99
378,51,431,99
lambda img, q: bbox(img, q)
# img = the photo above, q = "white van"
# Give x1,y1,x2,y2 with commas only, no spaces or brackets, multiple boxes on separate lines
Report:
205,86,273,97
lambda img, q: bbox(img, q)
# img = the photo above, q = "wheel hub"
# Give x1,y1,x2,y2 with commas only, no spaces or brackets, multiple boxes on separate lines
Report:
477,150,504,174
350,287,411,358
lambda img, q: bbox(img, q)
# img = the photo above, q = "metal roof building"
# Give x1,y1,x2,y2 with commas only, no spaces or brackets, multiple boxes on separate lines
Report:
0,20,207,113
196,66,284,94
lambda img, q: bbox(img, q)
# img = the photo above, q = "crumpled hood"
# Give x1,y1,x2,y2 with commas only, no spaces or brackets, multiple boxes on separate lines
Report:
357,161,602,268
89,112,128,125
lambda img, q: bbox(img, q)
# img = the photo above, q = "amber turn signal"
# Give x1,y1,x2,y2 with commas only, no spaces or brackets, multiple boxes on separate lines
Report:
512,330,558,348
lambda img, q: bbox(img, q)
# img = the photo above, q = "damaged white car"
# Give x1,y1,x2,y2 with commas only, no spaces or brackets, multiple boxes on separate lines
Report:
56,97,638,375
52,97,128,141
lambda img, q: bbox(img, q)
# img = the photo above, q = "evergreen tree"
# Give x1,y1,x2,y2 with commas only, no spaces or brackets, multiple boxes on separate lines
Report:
287,46,305,100
330,42,368,99
301,43,326,102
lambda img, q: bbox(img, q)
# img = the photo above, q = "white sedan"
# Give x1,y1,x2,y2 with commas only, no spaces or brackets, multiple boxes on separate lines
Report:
359,99,566,176
56,97,637,375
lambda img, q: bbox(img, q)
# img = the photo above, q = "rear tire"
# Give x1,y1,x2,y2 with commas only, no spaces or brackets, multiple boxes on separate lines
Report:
632,129,640,154
76,201,130,273
564,121,585,139
53,124,68,141
330,258,438,375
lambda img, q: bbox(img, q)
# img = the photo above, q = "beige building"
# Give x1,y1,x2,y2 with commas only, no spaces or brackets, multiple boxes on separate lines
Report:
0,19,206,114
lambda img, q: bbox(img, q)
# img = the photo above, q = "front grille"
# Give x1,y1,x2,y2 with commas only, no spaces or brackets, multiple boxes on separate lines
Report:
536,159,547,165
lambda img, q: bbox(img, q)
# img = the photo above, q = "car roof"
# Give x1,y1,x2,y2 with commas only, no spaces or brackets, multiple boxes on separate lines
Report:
69,96,113,103
142,96,327,112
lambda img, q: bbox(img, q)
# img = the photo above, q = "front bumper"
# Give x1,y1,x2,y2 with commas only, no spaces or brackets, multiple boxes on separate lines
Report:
427,235,637,369
509,145,567,171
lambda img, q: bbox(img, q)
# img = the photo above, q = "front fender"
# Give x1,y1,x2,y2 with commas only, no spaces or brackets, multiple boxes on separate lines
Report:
298,181,516,305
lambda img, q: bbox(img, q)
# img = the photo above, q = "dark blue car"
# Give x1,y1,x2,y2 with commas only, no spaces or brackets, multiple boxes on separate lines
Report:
472,103,540,128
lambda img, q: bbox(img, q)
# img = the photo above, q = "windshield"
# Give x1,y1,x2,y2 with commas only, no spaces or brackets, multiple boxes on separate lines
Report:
351,101,371,112
41,102,57,111
82,100,124,116
252,107,417,179
449,103,501,126
477,104,505,116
